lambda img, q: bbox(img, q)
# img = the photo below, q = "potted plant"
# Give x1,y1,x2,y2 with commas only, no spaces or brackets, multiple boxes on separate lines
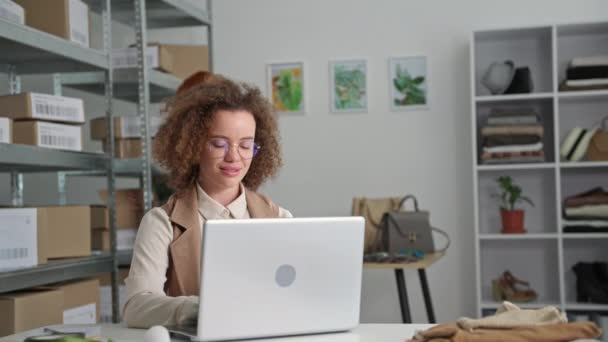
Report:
494,176,534,234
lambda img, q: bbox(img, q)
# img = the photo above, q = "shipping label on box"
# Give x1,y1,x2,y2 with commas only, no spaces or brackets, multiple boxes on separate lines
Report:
0,208,37,270
0,0,24,24
63,303,96,324
30,93,85,123
37,121,82,151
0,117,11,143
112,46,159,69
68,0,89,47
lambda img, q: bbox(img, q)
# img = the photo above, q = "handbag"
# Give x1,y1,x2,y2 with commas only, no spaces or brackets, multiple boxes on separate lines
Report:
588,117,608,161
352,196,403,253
382,195,450,255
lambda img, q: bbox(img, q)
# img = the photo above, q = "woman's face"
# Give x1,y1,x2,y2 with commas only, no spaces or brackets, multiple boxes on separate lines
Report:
199,109,257,191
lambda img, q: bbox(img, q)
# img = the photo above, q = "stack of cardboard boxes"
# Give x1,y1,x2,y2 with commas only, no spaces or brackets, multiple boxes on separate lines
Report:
0,278,100,336
91,189,144,251
0,93,85,151
90,116,163,159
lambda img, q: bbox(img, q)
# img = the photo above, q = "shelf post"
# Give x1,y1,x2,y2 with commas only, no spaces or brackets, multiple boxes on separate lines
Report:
134,0,153,213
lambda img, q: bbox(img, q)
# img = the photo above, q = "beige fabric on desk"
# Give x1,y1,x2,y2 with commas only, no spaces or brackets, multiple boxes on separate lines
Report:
457,301,567,332
123,182,292,328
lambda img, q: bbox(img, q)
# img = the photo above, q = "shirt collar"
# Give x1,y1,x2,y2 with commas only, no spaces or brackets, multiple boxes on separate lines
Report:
196,182,248,220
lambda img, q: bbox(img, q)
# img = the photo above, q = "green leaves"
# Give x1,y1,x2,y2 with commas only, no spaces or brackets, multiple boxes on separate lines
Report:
393,65,426,106
334,65,366,109
277,70,303,111
495,176,535,210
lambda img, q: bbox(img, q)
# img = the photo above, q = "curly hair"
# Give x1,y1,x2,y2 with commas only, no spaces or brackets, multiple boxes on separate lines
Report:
153,74,283,193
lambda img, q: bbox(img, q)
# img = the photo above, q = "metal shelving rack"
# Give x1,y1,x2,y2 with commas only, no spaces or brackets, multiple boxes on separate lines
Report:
0,0,212,323
0,0,118,320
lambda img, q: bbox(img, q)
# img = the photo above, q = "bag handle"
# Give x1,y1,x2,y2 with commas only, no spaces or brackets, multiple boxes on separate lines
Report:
399,195,419,212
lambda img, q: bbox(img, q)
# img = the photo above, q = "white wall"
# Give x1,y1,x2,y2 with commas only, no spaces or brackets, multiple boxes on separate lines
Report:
211,0,608,323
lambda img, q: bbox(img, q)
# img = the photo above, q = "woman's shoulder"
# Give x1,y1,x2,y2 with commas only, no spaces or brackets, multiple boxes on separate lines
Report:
246,188,293,218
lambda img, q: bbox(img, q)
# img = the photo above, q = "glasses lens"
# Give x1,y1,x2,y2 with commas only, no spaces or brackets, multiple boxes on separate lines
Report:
207,139,261,159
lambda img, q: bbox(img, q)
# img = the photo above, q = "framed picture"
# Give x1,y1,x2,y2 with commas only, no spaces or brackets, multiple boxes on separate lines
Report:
266,61,305,114
388,56,429,111
329,59,368,113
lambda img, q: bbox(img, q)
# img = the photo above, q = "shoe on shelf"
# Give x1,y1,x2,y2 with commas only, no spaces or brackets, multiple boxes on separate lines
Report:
594,261,608,286
492,270,538,303
573,262,608,304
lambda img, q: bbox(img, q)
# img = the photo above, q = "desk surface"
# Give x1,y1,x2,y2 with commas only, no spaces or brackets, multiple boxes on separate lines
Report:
0,324,434,342
363,252,444,269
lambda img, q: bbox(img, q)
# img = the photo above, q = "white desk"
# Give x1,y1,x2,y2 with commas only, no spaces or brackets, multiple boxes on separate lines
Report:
0,324,434,342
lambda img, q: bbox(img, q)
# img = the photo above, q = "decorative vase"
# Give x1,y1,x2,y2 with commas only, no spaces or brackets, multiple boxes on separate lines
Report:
481,60,515,95
501,209,526,234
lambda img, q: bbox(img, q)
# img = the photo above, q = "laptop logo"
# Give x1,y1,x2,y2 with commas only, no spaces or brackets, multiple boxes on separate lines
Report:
275,264,296,287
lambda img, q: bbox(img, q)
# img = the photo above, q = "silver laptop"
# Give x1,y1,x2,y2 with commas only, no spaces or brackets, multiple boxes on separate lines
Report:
168,217,365,342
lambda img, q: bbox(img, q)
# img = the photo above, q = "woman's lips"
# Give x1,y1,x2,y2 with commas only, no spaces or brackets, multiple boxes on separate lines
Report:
220,166,241,177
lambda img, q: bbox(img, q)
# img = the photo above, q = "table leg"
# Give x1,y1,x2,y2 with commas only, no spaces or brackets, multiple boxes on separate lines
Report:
418,268,436,323
395,269,412,323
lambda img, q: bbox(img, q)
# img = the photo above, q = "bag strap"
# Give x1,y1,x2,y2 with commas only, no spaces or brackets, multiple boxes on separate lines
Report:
399,195,419,211
431,226,451,254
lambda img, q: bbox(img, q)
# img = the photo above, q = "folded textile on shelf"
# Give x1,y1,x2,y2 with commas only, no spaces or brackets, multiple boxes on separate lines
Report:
486,107,540,126
481,125,544,137
570,55,608,68
484,135,542,147
483,142,543,154
563,226,608,233
481,150,545,164
560,81,608,91
567,66,608,80
565,205,608,219
563,219,608,227
564,187,608,208
566,78,608,87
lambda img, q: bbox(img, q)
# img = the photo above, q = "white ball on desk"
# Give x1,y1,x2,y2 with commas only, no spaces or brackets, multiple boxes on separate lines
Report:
144,325,171,342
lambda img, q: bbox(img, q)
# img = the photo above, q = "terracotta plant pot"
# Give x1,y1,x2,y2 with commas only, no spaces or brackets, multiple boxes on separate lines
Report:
501,209,526,234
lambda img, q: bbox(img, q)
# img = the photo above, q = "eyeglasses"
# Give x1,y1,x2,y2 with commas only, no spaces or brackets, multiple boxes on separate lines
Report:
206,138,261,160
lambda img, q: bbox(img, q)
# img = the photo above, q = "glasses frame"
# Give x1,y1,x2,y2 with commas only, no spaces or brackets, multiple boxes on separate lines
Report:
206,138,261,160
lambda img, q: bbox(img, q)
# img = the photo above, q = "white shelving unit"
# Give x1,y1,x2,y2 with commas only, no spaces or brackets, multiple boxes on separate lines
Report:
471,21,608,317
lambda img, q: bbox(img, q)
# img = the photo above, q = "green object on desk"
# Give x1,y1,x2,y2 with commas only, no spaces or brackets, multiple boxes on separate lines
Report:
24,335,112,342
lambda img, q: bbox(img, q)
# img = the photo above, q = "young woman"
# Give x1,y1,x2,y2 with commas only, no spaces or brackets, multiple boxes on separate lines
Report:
123,73,292,327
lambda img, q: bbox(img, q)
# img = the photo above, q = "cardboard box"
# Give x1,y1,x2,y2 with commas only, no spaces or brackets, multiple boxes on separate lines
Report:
90,115,163,140
0,117,12,143
0,208,47,270
96,189,144,229
94,268,129,287
14,0,89,47
0,92,85,124
0,289,63,336
0,0,24,25
92,228,137,251
101,138,142,159
91,205,140,230
39,206,91,259
112,44,209,79
96,269,129,324
44,279,99,324
13,120,83,151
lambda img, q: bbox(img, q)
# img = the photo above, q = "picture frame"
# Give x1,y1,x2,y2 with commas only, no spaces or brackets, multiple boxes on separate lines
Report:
388,56,429,111
329,59,368,113
266,61,306,115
